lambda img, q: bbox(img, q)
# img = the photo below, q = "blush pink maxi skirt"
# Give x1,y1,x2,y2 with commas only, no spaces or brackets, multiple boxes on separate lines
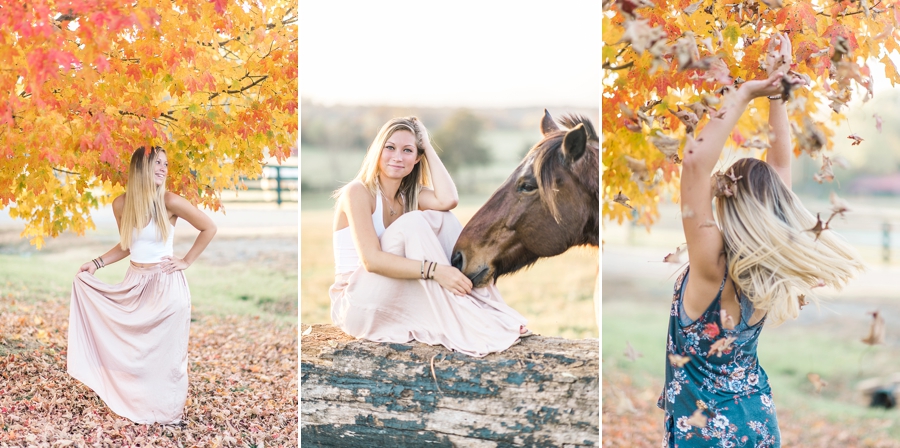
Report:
330,210,527,358
67,263,191,424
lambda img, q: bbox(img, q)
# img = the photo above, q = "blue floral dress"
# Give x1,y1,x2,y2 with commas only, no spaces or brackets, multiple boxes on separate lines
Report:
657,266,780,447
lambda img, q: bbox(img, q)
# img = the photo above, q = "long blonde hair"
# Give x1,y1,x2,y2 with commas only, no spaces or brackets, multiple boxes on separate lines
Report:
119,146,169,249
333,117,431,212
715,158,863,325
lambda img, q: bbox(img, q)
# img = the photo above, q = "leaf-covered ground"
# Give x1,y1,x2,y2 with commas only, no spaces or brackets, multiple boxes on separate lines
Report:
603,376,900,448
0,296,298,447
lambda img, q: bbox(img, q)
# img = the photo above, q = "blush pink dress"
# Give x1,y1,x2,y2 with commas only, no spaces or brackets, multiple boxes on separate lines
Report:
67,220,190,424
330,193,527,357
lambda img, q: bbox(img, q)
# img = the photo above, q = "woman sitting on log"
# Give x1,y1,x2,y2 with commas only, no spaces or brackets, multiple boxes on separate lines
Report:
330,117,529,358
658,33,863,446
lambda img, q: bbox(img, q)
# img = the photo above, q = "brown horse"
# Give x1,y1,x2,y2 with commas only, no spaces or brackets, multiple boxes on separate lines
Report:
451,110,599,287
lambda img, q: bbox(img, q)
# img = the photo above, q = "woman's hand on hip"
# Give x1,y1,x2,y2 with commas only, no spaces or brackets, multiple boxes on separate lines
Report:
432,263,473,296
161,256,189,274
78,261,97,275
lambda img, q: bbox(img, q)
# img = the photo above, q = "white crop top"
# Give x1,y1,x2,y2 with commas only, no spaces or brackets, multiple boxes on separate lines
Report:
333,190,386,274
130,219,175,263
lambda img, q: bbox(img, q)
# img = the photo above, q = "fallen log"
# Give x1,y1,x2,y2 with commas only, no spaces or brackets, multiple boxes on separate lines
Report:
301,324,599,447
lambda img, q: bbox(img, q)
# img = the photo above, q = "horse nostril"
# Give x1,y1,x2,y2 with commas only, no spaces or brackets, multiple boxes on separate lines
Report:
451,251,464,271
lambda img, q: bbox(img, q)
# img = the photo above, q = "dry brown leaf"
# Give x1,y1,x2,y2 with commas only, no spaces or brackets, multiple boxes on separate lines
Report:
650,133,682,163
613,191,633,209
619,19,667,55
668,353,691,368
798,294,809,310
624,341,643,362
707,336,737,357
808,372,828,393
807,213,829,241
862,310,886,345
669,107,699,135
625,156,650,183
848,134,864,146
663,244,687,263
686,408,709,427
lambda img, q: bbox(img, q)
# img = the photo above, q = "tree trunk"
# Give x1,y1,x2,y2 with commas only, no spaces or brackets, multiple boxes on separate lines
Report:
301,324,599,448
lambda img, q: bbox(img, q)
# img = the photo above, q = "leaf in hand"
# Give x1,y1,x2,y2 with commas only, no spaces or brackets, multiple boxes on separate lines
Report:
861,310,885,345
624,341,643,361
707,336,737,357
848,134,864,145
668,353,691,368
613,191,633,209
686,409,709,428
650,132,682,163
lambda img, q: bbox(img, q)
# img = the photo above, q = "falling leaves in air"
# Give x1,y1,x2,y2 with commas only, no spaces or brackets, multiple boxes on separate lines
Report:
847,134,864,145
613,191,633,209
625,156,651,183
761,0,784,9
650,132,682,163
669,107,699,135
663,244,687,263
861,310,885,345
814,156,834,184
707,336,737,357
807,372,828,393
874,113,883,133
829,192,850,220
807,213,828,241
619,19,667,55
668,354,691,368
624,341,643,361
741,137,771,150
686,409,709,428
794,118,826,155
831,36,851,62
720,309,736,331
798,294,809,310
683,0,703,15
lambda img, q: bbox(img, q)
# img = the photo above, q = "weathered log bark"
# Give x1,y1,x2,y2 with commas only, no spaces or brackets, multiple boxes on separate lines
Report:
301,324,599,448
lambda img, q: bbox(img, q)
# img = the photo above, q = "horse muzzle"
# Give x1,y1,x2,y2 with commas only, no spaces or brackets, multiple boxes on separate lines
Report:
451,250,492,287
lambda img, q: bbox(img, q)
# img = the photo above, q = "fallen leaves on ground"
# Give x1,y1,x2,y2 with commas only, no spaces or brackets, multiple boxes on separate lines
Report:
0,297,298,447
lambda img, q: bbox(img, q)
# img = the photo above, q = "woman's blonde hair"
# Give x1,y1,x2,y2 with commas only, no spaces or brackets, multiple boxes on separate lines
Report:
333,117,430,212
715,158,863,325
119,146,169,249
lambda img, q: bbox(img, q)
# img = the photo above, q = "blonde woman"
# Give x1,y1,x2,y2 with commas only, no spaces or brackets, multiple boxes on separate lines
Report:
68,146,216,424
330,117,528,358
658,33,863,446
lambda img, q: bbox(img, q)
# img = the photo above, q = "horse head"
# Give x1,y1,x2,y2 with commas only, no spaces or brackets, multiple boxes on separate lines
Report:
452,110,599,287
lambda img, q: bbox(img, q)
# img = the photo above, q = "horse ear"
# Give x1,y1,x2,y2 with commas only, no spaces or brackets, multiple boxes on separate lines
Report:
541,109,559,136
562,123,587,164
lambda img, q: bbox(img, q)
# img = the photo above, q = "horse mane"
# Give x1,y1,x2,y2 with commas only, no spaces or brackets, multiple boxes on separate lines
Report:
530,115,599,226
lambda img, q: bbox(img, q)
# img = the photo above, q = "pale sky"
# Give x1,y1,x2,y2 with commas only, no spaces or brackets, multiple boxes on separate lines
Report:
299,0,600,108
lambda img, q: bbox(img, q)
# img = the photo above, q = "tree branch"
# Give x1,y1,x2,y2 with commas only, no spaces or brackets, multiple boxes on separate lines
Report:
603,61,635,71
52,167,80,176
208,75,268,100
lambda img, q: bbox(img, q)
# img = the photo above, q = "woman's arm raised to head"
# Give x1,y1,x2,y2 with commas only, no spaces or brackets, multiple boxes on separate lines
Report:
161,192,217,272
414,119,459,211
680,72,784,318
763,33,794,188
342,182,472,295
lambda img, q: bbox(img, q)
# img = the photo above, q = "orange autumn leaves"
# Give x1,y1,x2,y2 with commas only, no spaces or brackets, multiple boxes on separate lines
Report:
602,0,900,226
0,1,298,247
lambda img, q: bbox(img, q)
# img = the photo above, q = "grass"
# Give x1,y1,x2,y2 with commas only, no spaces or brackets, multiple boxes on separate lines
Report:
0,246,297,327
300,197,599,339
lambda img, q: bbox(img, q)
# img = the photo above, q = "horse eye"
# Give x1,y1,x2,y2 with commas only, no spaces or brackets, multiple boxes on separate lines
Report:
517,182,537,193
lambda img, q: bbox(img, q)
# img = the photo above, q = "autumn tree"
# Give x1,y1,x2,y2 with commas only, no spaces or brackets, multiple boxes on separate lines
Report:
602,0,900,226
0,1,298,247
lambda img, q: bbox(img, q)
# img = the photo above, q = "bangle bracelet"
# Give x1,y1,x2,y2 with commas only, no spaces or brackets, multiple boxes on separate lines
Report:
430,263,437,279
767,95,782,100
420,260,425,279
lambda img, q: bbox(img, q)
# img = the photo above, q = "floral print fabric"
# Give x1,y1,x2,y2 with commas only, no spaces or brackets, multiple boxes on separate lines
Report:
658,267,780,447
